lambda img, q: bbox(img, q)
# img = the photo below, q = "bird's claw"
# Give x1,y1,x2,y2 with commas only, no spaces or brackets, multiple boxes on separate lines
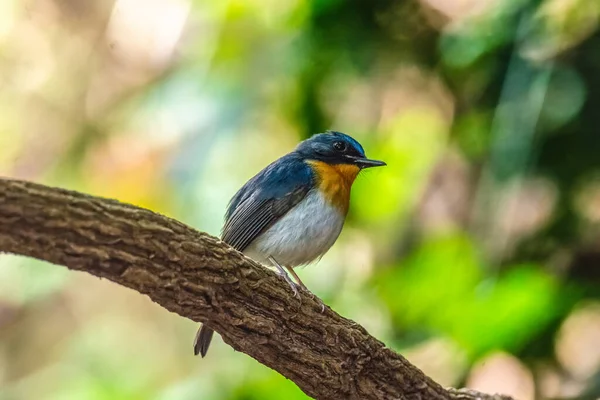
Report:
278,270,301,299
274,267,325,311
309,292,325,313
269,256,303,299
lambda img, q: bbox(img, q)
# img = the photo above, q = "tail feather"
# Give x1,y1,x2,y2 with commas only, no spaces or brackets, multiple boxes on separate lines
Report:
193,324,214,357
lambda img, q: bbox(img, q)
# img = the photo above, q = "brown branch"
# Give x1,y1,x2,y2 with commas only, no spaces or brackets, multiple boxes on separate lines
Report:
0,178,513,400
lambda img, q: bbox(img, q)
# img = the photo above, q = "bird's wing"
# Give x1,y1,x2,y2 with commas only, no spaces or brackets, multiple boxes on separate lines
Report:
221,155,313,252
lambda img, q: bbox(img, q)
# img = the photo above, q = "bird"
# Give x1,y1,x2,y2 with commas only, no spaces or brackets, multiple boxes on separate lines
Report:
193,130,386,357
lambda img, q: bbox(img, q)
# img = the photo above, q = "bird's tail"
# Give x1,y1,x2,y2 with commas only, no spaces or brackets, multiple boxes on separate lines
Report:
193,324,214,357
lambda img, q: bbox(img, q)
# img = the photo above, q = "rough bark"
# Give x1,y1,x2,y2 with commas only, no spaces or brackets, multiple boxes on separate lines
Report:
0,178,513,400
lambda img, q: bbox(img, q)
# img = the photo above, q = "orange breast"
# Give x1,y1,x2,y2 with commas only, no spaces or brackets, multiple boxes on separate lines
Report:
307,160,360,214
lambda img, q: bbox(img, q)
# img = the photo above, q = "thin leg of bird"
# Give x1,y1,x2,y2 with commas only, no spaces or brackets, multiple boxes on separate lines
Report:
285,265,307,290
285,265,325,314
268,256,301,298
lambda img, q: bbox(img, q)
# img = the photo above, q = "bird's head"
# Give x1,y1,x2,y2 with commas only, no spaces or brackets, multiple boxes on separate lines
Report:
295,131,386,170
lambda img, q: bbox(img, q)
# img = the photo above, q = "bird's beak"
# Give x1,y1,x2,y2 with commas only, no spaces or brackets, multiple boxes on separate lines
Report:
348,156,387,169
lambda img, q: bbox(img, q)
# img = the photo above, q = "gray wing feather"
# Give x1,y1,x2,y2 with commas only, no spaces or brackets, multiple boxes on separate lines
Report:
221,186,310,252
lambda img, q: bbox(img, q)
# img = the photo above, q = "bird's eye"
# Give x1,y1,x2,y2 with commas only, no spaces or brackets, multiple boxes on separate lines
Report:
333,141,347,152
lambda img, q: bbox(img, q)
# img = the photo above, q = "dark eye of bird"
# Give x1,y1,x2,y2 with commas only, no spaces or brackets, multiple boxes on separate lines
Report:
333,141,347,152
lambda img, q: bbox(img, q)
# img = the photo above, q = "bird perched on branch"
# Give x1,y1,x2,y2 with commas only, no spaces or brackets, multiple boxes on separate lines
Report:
193,131,386,357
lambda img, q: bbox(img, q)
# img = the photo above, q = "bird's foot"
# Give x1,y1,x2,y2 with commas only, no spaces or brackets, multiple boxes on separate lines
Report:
307,292,326,313
278,270,302,299
318,300,325,313
269,256,302,299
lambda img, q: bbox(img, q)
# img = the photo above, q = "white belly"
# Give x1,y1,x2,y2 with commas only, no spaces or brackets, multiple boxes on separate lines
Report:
244,190,345,267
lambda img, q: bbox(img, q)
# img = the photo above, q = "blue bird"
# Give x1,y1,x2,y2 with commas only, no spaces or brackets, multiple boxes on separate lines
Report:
193,131,386,357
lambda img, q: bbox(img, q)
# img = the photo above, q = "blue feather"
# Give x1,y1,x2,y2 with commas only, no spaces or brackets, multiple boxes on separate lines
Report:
222,154,314,249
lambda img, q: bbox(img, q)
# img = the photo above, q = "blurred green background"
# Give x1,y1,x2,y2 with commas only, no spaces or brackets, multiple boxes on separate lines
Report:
1,0,600,399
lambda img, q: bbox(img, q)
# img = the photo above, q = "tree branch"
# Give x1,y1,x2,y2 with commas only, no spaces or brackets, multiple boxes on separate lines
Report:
0,178,513,400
